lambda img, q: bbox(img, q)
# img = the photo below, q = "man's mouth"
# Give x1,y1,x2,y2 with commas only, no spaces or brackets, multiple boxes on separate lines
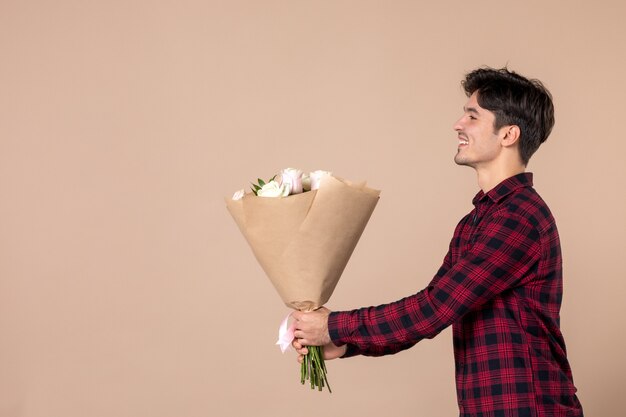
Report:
458,136,469,146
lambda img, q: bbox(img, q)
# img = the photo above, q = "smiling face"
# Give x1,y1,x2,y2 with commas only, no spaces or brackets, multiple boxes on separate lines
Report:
453,92,504,170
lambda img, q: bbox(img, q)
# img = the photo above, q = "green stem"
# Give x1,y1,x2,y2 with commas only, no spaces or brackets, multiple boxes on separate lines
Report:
299,345,331,393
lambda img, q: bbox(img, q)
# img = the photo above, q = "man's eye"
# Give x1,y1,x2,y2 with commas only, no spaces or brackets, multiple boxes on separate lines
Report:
468,115,476,120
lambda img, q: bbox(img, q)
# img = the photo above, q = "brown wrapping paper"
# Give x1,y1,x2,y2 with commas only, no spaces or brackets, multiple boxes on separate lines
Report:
226,175,380,311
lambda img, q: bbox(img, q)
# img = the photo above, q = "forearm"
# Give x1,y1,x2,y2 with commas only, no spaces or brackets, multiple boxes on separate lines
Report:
328,289,449,357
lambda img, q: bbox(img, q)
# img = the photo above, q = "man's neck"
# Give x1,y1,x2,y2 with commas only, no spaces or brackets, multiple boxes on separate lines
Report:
476,165,526,193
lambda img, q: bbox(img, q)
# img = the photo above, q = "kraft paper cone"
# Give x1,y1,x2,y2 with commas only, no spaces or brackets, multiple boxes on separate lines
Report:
226,176,380,311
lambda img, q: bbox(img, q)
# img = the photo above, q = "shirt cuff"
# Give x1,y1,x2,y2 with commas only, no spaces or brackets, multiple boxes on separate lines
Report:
328,310,361,358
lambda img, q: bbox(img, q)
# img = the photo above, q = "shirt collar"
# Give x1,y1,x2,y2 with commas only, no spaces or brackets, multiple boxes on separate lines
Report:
472,172,534,206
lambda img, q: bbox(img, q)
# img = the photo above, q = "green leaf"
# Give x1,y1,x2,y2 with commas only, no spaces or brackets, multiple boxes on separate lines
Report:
258,178,265,187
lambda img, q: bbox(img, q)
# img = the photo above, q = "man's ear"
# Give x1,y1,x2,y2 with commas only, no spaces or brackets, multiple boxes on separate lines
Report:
501,125,521,148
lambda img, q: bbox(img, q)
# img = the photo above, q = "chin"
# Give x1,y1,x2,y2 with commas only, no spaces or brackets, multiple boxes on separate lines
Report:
454,155,467,165
454,156,475,168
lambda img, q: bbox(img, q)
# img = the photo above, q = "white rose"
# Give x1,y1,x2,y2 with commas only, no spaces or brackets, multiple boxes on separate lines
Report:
257,180,290,197
279,168,303,195
309,170,332,190
232,189,245,200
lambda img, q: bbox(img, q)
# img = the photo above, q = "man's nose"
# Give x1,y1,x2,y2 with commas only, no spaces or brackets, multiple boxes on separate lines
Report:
453,117,464,132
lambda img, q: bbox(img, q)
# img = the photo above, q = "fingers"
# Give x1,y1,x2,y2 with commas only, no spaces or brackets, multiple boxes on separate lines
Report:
292,338,308,363
291,307,332,349
292,338,309,354
293,329,309,343
293,329,312,346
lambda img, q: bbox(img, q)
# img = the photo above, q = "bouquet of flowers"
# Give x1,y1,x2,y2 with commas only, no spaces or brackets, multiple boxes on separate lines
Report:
226,168,380,391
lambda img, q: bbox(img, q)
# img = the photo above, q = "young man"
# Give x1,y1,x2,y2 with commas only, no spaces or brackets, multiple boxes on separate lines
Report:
293,68,584,417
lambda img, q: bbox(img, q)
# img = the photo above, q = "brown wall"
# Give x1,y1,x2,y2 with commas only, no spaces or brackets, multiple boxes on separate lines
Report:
1,1,624,416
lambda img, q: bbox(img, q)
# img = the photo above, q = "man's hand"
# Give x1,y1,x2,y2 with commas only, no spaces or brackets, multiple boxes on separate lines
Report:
291,307,348,362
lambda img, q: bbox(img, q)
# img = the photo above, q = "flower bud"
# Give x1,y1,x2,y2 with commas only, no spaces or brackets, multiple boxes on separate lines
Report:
309,170,332,190
280,168,303,195
232,189,245,200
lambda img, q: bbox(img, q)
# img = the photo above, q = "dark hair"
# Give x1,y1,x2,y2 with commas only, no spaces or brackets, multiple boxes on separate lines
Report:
462,67,555,166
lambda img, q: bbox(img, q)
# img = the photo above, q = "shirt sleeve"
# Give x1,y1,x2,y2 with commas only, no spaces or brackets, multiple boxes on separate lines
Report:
328,210,541,357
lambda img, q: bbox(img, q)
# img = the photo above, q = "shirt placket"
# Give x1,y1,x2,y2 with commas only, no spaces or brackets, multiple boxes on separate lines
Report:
471,199,486,238
459,199,488,414
457,208,478,414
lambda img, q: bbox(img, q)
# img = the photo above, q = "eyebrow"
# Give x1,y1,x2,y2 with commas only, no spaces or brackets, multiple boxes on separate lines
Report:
464,106,480,115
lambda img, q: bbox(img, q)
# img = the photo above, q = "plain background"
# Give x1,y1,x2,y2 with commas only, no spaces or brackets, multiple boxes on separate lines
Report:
1,1,625,416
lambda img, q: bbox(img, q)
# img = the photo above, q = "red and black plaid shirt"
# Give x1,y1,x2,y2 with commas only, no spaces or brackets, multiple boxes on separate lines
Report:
328,173,583,417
